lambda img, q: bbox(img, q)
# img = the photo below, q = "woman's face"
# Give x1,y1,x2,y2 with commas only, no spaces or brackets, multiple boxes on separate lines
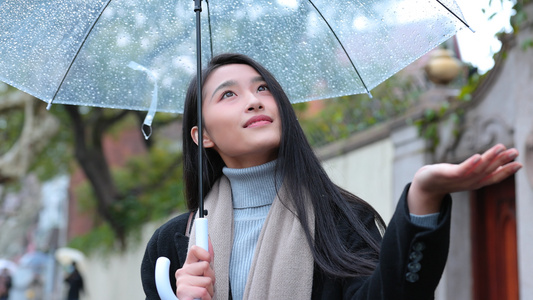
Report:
191,64,281,169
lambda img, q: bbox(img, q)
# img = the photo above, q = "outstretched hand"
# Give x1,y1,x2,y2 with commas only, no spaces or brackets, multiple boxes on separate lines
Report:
408,144,522,215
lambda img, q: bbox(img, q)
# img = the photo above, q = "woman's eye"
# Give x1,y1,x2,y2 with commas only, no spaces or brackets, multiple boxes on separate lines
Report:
221,91,235,99
258,85,269,92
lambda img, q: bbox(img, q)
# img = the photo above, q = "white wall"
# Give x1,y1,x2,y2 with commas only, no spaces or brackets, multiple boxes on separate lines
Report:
81,218,176,300
322,139,395,223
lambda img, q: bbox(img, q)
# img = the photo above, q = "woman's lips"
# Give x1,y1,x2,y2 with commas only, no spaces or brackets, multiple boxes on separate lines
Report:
244,115,273,128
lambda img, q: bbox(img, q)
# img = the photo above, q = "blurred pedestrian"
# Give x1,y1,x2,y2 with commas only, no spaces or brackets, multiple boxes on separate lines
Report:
0,268,11,300
64,263,83,300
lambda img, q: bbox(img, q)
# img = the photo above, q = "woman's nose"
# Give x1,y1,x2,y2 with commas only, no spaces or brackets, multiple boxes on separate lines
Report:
246,95,264,111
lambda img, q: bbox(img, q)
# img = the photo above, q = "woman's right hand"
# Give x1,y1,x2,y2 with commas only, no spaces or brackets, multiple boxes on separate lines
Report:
175,239,215,300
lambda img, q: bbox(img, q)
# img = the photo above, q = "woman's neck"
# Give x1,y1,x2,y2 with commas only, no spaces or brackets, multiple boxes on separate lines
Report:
222,160,282,208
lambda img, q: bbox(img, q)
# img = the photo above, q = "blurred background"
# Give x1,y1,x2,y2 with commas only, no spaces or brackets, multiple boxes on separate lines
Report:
1,0,532,299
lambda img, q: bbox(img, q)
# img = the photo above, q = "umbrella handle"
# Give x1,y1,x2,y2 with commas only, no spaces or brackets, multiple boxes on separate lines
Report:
194,218,209,251
155,218,208,300
155,257,178,300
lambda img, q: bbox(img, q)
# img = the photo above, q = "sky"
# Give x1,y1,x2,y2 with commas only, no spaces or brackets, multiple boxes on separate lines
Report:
454,0,515,73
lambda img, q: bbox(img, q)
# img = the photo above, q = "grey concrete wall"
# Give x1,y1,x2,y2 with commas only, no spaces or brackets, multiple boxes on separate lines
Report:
435,191,473,300
509,6,533,297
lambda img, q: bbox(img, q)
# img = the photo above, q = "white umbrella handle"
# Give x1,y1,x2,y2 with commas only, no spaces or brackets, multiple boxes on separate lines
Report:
155,257,177,300
155,218,208,300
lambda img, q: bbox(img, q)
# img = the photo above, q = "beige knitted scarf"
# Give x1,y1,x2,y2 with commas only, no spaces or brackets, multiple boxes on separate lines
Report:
189,176,315,300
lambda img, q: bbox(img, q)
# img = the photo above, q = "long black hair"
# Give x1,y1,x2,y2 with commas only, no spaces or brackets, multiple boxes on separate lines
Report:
182,53,386,278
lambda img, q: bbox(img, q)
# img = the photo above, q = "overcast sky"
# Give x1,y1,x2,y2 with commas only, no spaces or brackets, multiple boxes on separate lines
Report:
454,0,515,73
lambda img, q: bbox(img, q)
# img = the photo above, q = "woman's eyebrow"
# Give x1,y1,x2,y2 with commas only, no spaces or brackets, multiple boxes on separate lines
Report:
210,76,265,99
211,80,237,99
251,76,265,84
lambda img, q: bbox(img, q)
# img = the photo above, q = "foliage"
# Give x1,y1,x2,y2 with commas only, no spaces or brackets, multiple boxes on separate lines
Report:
510,0,532,32
297,72,425,148
0,86,25,156
68,223,117,255
412,104,468,153
0,85,73,181
413,0,532,152
412,64,490,152
70,138,186,253
456,70,482,102
1,81,185,253
113,147,186,222
0,109,24,155
30,105,74,181
413,104,447,152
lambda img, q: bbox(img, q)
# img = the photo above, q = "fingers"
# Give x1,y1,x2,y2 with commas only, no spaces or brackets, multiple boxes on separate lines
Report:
465,144,522,189
175,258,215,300
175,242,216,300
409,143,521,213
175,286,212,300
461,145,513,175
478,162,522,187
456,153,481,177
185,245,212,265
465,144,506,175
486,148,518,171
175,271,214,300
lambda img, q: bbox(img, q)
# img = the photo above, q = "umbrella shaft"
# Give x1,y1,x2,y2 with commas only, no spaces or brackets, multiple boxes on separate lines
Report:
195,0,205,218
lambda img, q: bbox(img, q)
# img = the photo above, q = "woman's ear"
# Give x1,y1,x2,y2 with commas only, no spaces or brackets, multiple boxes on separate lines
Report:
191,126,215,148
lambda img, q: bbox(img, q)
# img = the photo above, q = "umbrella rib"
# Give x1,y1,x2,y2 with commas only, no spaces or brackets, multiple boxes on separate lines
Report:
206,0,214,60
49,0,114,107
306,0,371,97
435,0,474,32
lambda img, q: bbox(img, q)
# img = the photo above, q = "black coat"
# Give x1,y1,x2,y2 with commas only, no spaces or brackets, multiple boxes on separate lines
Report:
141,184,452,300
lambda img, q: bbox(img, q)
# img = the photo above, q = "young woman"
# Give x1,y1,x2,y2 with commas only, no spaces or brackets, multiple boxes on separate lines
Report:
141,53,521,300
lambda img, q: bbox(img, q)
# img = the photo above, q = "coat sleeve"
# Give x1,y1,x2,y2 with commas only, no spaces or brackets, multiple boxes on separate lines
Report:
141,212,191,300
347,183,452,300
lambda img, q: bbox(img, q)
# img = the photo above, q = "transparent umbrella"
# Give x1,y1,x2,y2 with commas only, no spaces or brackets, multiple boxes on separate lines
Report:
0,0,470,114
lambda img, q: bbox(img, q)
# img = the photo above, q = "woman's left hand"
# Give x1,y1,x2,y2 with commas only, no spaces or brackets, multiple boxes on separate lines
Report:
408,144,522,215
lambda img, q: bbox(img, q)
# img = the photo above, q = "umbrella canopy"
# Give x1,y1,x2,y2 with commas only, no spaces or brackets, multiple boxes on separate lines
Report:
0,0,469,114
54,247,85,266
0,258,18,275
55,247,86,272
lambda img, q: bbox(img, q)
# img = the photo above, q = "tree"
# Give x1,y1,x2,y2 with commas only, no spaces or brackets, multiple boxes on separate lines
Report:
63,106,185,250
0,89,60,183
0,84,185,252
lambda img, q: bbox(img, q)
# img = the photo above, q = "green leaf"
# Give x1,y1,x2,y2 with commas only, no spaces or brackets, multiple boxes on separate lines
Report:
521,38,533,51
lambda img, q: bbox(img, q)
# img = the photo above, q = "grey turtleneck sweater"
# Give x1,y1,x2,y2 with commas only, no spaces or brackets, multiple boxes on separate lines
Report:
222,160,282,300
222,160,438,300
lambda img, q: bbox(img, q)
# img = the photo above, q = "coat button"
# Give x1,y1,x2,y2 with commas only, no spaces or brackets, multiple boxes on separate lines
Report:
406,272,420,283
408,262,422,272
409,251,423,262
412,241,426,252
